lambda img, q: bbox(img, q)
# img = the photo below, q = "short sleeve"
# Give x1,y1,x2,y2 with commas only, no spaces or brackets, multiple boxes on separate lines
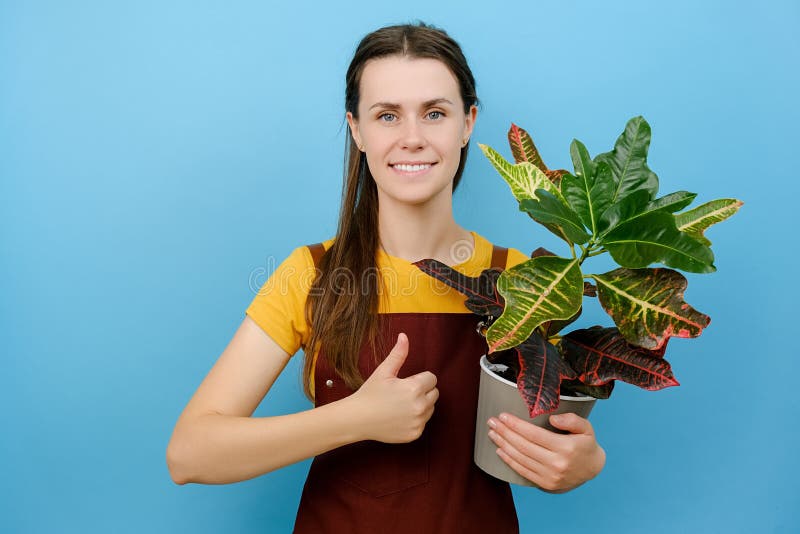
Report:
245,246,318,357
506,247,531,269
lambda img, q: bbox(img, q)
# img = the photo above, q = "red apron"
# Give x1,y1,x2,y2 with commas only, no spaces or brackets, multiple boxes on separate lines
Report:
293,246,519,534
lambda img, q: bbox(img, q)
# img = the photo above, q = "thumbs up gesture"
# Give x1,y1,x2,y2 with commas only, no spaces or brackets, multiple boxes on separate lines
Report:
350,333,439,444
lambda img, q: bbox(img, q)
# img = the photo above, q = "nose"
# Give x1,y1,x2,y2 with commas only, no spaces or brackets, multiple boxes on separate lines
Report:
399,118,425,150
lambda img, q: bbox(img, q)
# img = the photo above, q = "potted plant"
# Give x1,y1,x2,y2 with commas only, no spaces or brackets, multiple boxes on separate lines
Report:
413,116,742,486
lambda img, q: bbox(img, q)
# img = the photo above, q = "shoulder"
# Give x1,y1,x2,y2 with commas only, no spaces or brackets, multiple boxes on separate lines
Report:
505,247,530,269
283,237,335,266
301,238,336,263
253,238,334,296
471,232,530,270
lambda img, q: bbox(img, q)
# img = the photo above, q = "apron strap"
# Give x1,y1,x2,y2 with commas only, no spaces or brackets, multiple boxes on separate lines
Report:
490,245,508,270
307,242,326,268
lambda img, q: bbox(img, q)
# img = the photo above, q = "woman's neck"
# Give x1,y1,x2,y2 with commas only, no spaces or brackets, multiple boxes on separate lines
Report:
377,201,473,265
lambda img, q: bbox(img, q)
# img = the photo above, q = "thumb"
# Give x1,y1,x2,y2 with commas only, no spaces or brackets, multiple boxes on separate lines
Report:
549,412,592,435
374,333,409,378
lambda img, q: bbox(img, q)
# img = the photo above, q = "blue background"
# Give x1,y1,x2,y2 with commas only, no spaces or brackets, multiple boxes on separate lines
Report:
2,0,797,532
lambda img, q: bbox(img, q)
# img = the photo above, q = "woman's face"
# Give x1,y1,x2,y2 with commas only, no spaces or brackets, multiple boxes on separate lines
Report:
346,55,477,208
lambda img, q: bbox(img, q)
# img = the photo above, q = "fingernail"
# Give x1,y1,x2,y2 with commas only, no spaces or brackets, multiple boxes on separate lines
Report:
487,418,497,429
499,413,510,423
488,430,497,440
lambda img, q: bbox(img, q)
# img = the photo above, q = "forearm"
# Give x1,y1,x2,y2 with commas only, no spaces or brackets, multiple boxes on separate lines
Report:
167,397,365,485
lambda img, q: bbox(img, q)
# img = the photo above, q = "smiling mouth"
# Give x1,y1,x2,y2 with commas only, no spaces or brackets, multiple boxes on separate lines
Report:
391,163,435,173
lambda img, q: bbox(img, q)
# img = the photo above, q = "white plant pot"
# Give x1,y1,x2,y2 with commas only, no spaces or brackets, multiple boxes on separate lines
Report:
474,355,598,487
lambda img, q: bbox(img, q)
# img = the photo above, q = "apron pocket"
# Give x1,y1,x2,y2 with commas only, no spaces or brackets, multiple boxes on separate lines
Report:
333,432,430,498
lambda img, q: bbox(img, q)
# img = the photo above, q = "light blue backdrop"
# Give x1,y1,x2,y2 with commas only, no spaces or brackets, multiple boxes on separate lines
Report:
2,1,797,532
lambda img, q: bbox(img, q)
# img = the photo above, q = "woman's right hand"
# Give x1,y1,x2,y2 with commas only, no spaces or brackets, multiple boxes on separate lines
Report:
349,333,439,444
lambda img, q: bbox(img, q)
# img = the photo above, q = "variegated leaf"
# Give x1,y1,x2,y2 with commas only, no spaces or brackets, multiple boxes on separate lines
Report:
508,123,546,168
583,282,597,297
525,248,584,339
559,326,679,390
540,306,582,339
675,198,743,246
412,259,504,317
478,143,563,203
515,332,577,417
560,378,615,399
486,256,583,352
590,268,710,350
531,246,557,258
507,123,568,186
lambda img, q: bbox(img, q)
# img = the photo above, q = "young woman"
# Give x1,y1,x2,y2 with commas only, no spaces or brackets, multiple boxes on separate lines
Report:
167,22,605,533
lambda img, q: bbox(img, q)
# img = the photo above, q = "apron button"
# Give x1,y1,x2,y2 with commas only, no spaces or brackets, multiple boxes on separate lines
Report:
325,379,334,388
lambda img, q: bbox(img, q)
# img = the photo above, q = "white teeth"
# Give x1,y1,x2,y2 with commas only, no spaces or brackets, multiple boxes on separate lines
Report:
393,163,432,172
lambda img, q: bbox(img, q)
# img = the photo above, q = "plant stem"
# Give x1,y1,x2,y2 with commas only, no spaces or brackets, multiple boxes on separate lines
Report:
578,239,607,264
587,248,606,258
578,245,592,264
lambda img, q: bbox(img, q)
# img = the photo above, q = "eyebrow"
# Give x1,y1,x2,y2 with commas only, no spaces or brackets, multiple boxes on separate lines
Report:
368,98,455,111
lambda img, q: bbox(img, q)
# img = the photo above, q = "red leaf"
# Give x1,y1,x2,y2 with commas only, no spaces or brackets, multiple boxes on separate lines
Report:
514,332,577,417
559,326,679,390
507,123,568,187
413,259,505,317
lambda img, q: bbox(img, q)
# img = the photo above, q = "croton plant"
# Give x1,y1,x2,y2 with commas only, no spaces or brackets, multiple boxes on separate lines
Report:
414,116,742,418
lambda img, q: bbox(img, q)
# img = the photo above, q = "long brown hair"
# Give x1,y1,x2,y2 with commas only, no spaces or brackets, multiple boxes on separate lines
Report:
302,22,479,400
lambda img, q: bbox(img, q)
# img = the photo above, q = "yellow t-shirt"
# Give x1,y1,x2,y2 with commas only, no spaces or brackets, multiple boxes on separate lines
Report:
245,231,529,360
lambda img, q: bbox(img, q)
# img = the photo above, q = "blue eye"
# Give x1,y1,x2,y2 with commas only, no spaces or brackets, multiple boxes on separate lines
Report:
379,113,396,122
427,111,443,120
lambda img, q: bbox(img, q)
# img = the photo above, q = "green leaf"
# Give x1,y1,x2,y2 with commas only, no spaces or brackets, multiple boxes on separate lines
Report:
596,189,652,235
519,189,591,245
596,190,696,237
570,139,596,186
646,191,697,213
563,140,616,234
600,211,716,273
486,256,583,352
591,268,711,350
594,116,660,204
675,198,743,246
479,143,562,203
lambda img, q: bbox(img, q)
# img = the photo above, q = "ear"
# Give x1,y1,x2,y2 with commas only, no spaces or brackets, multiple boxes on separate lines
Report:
464,105,478,138
462,105,478,145
346,111,363,150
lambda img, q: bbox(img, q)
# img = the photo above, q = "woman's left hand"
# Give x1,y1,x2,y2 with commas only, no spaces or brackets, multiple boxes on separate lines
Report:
487,412,605,493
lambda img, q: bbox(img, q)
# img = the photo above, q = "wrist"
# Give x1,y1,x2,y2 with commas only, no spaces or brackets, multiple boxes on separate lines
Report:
333,393,370,443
